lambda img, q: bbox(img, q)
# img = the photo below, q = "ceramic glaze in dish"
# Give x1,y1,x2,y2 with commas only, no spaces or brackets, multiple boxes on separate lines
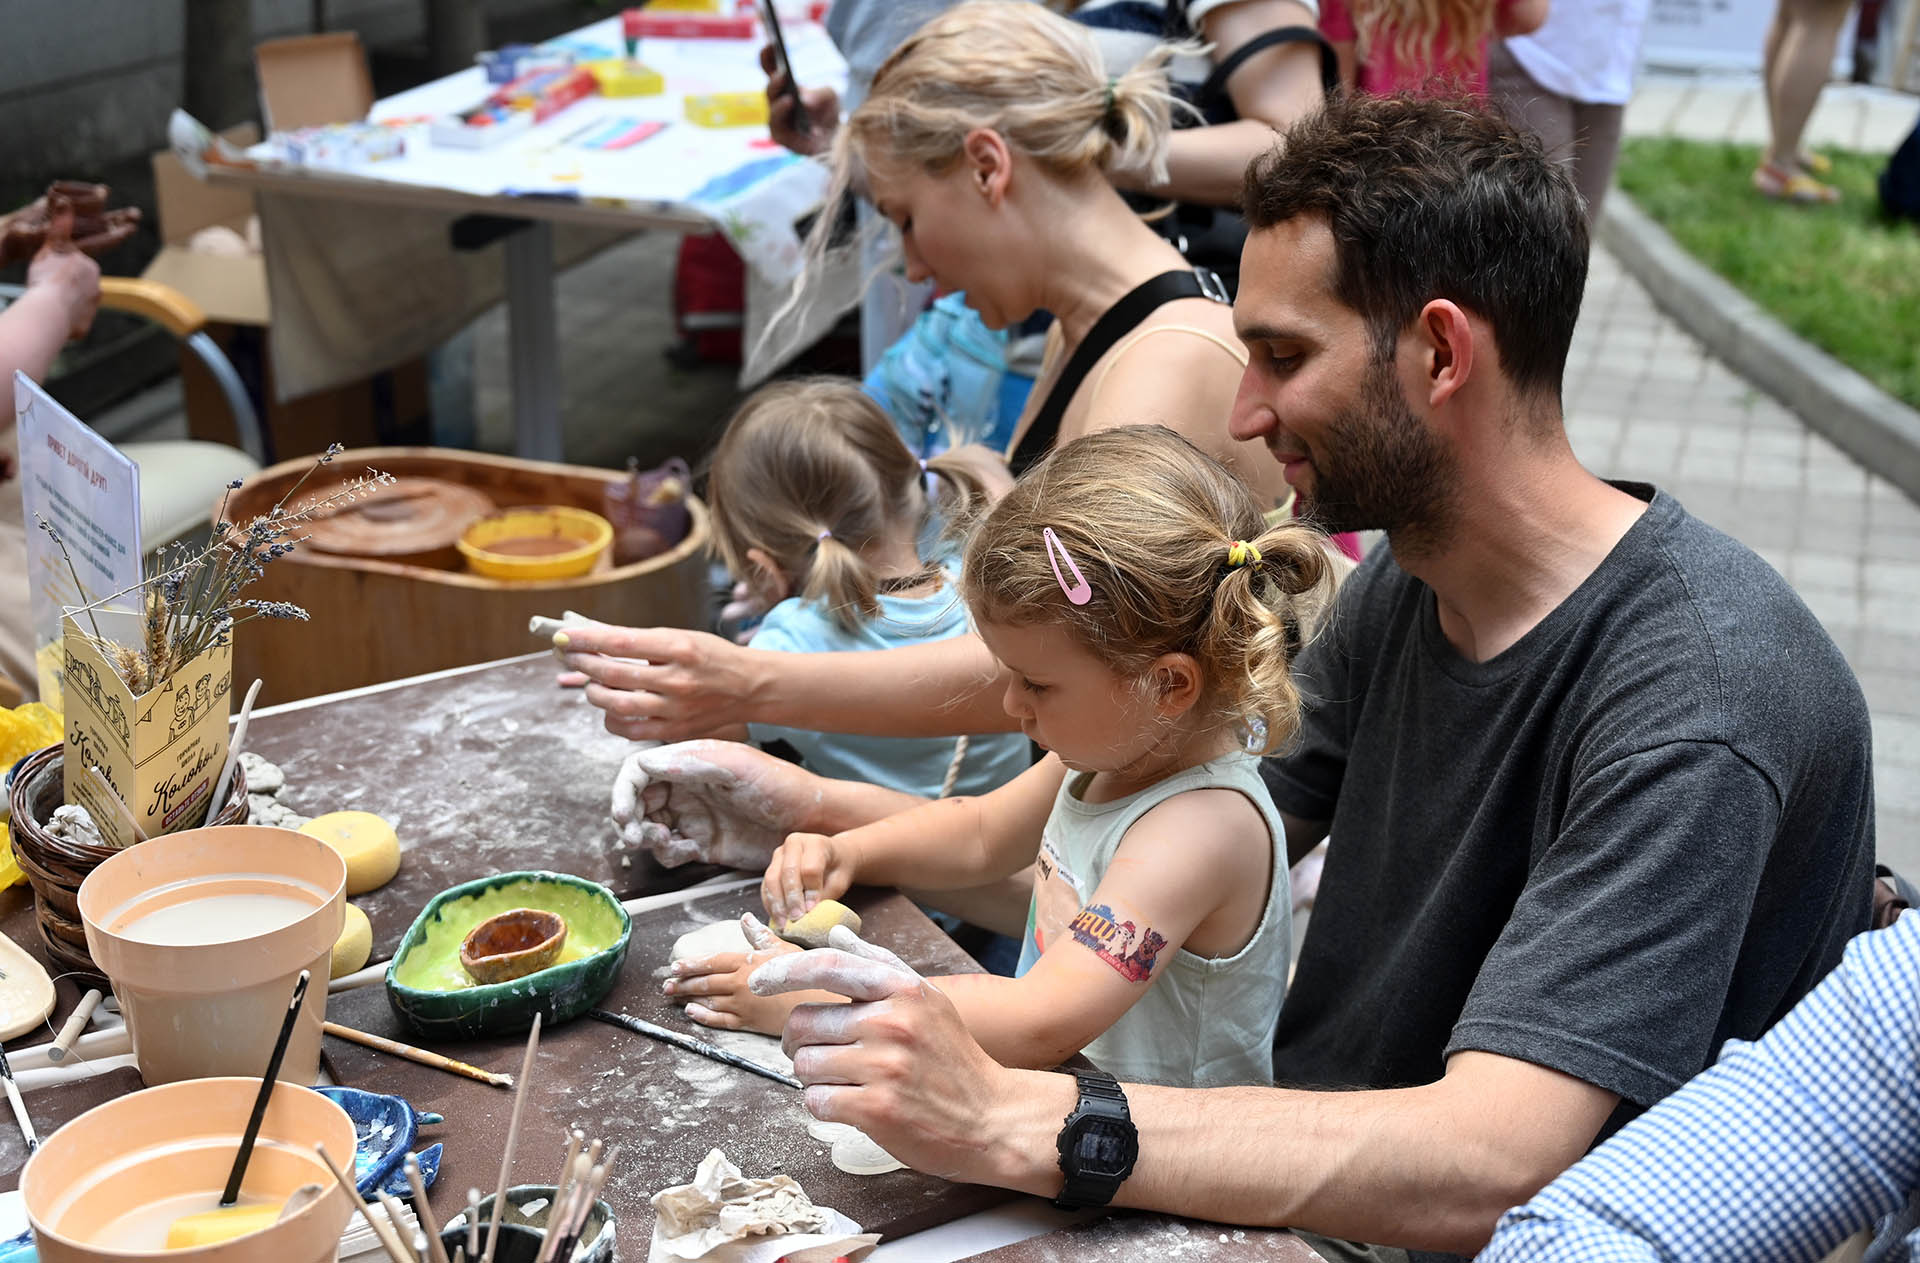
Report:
119,893,313,946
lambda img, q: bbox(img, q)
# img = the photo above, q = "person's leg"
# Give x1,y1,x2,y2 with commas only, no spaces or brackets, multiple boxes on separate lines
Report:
1570,101,1627,222
1759,0,1854,197
1487,42,1579,173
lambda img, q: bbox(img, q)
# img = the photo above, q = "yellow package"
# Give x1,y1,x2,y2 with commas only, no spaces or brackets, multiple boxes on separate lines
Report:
0,702,62,769
683,92,769,128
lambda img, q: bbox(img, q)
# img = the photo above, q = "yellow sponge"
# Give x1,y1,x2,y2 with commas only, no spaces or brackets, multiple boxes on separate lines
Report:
165,1202,283,1247
332,903,373,979
775,899,862,950
300,811,401,895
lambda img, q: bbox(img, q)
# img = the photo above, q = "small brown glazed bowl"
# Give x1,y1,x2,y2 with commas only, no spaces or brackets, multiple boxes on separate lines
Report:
459,907,568,984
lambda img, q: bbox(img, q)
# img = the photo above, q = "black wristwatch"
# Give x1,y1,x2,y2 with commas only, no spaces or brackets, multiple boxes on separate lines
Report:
1052,1067,1137,1209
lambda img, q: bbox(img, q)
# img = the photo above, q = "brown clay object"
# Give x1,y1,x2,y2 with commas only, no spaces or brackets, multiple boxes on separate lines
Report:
0,181,142,267
294,477,496,569
773,899,862,951
460,909,567,984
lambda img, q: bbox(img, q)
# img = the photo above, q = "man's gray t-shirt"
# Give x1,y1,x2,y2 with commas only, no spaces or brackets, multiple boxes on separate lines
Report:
1264,485,1875,1136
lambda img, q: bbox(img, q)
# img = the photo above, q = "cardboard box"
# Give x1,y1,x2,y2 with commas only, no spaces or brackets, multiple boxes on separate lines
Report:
145,126,430,462
62,609,232,847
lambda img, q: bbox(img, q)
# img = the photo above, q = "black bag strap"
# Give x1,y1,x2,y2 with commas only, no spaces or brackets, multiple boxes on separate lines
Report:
1199,26,1339,108
1007,268,1229,476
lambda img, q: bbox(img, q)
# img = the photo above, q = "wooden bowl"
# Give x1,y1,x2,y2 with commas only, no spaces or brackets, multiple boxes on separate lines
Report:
459,907,568,984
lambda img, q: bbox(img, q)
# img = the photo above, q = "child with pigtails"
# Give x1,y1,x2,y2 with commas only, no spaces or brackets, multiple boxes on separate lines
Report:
670,425,1332,1088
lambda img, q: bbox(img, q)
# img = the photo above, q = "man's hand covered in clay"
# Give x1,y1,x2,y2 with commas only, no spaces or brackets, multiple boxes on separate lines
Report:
749,927,1026,1187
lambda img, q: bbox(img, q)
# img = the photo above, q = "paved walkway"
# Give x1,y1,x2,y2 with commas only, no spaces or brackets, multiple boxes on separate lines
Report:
1626,71,1916,150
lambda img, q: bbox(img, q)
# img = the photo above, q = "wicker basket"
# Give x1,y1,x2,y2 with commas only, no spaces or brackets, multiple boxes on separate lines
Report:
7,743,248,979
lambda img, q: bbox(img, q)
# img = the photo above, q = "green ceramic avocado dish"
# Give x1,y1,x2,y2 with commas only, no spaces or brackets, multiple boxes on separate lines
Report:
386,871,631,1039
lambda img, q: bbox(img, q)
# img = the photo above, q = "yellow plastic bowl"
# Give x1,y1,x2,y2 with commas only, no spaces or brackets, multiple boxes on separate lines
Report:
457,506,613,580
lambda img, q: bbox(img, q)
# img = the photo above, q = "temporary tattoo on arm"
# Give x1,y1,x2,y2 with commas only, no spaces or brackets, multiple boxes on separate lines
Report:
1067,902,1168,983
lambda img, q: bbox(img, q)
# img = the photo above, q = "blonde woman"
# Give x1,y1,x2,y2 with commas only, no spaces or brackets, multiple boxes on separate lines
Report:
567,2,1295,748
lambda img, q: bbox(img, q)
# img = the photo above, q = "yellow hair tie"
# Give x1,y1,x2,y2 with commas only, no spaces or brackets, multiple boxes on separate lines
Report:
1227,540,1263,569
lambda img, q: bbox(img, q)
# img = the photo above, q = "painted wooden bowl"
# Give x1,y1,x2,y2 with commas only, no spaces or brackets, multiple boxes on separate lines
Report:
459,908,568,984
386,872,630,1039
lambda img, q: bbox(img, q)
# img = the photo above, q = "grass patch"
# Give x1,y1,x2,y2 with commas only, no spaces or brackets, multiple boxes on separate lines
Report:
1615,137,1920,410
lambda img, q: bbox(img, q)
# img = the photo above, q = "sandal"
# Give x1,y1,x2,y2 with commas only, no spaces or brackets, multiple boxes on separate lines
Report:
1753,161,1841,204
1799,150,1833,176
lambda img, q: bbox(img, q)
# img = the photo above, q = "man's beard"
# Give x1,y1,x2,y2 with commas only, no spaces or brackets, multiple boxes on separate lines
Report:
1293,355,1458,557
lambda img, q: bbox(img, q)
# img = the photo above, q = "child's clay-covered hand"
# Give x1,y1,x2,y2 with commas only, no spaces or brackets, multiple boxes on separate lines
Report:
611,739,821,871
663,912,803,1035
762,831,859,928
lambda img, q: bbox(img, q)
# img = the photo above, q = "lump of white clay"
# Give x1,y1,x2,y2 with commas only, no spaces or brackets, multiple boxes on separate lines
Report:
238,752,285,795
670,919,753,963
775,899,861,951
831,1128,907,1176
46,805,105,849
806,1118,859,1145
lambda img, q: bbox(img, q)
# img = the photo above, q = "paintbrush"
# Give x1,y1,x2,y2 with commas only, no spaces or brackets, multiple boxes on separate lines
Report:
203,677,262,828
0,1042,35,1153
47,988,102,1062
324,1022,513,1088
587,1009,802,1089
164,971,310,1246
84,766,146,847
405,1153,452,1263
550,1129,584,1220
482,1013,542,1263
316,1142,413,1263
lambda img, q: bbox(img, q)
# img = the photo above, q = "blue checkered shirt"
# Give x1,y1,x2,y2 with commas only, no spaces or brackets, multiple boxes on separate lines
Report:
1481,911,1920,1262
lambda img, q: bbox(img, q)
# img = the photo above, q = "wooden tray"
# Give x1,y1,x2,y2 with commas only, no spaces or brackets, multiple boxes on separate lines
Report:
321,887,1019,1244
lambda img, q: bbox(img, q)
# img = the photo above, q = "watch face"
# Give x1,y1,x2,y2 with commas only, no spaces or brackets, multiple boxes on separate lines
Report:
1073,1117,1134,1177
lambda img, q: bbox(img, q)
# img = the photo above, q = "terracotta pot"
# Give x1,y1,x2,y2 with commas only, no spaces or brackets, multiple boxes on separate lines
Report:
78,827,345,1085
22,1076,356,1263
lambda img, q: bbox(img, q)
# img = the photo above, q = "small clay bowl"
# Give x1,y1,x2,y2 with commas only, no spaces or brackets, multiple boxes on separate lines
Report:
460,907,568,984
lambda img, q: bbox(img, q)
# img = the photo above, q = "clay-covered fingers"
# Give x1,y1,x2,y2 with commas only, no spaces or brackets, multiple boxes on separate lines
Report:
740,912,782,952
661,950,749,1000
749,942,922,1006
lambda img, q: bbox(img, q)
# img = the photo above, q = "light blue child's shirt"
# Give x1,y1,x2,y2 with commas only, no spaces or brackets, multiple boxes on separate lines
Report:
746,578,1031,800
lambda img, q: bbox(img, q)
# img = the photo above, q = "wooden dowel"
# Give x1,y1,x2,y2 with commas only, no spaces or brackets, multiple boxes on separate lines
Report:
406,1153,452,1263
483,1014,542,1263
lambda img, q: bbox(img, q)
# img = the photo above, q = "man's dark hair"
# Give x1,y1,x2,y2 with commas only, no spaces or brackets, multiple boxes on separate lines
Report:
1242,93,1589,400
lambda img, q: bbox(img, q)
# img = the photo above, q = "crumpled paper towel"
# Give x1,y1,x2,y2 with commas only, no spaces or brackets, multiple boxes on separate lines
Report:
648,1148,879,1263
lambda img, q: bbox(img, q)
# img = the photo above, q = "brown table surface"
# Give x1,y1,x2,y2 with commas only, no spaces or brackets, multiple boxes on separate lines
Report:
322,883,1019,1244
960,1212,1329,1261
0,653,719,1049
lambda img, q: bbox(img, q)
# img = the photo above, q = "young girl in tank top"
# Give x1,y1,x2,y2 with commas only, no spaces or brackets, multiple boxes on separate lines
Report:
667,424,1333,1088
705,376,1032,802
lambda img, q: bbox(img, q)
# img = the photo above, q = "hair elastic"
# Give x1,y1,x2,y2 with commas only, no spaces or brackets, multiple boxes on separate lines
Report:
816,528,832,543
1226,540,1263,569
1043,527,1093,606
1103,77,1118,121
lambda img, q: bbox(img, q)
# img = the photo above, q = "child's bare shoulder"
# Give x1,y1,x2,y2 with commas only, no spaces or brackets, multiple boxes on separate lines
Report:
1123,786,1273,862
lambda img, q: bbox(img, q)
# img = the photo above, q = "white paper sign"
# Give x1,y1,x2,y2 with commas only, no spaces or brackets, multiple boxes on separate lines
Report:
13,371,142,698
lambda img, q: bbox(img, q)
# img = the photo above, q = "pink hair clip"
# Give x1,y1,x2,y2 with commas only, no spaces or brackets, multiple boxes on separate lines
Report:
1043,527,1092,606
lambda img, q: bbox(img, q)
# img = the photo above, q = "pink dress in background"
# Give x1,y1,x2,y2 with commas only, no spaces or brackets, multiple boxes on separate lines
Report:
1321,0,1521,96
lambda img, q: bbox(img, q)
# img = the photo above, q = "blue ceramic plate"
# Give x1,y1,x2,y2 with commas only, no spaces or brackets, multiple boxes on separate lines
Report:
313,1086,444,1199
